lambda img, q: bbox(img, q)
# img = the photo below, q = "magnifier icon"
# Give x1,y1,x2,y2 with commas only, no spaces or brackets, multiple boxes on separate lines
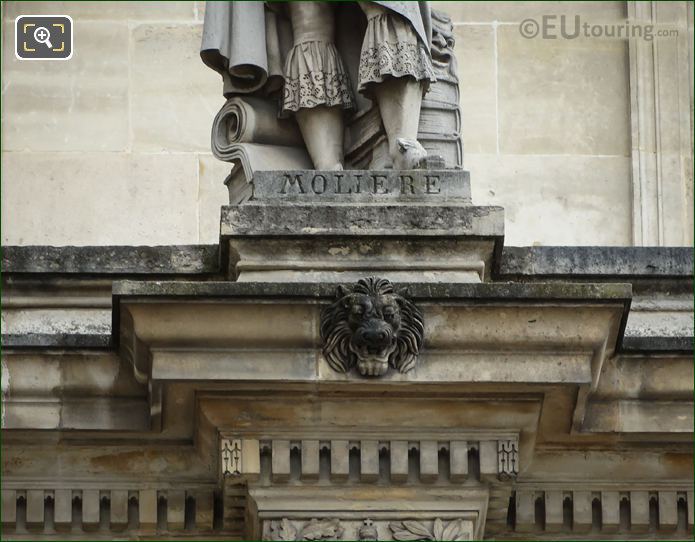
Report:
33,26,53,49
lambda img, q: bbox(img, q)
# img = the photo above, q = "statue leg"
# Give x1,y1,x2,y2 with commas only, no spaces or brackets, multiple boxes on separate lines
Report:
358,3,435,169
286,2,349,170
372,77,426,170
294,106,344,171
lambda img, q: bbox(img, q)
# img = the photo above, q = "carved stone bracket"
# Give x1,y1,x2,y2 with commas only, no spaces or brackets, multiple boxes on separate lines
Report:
220,437,260,482
221,438,242,477
219,435,519,485
497,439,519,481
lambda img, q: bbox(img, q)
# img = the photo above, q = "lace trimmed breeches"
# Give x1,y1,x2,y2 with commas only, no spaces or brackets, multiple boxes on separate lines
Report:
281,4,436,114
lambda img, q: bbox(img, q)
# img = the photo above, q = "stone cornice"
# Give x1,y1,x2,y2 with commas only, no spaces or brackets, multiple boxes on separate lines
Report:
5,244,691,279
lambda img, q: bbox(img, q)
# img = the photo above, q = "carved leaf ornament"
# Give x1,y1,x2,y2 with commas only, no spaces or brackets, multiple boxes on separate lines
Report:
389,518,467,541
270,518,298,541
269,518,344,541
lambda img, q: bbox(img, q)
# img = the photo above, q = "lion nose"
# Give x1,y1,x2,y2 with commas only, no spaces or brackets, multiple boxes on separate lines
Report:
363,329,388,343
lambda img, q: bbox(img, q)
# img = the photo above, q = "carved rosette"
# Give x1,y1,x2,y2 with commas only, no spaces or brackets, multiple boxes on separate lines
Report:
320,277,424,377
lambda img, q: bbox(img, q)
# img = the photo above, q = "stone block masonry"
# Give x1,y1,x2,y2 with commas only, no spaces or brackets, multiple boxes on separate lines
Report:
3,2,691,246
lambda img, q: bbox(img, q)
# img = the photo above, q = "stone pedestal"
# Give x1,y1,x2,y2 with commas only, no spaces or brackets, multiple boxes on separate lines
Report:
221,170,504,283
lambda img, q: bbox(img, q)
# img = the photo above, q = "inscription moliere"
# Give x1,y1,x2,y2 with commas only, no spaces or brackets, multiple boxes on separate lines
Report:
246,170,472,203
280,172,442,196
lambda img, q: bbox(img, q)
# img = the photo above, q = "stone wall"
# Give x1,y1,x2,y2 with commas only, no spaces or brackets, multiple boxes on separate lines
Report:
1,1,229,246
2,1,693,246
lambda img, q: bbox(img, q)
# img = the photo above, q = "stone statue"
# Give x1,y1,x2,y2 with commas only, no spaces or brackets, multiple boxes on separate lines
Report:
201,1,438,170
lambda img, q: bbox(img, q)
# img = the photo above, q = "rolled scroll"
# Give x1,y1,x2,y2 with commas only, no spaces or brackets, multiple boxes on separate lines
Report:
211,97,303,162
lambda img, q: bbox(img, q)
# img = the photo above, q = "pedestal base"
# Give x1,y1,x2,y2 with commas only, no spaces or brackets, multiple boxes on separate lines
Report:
221,170,503,283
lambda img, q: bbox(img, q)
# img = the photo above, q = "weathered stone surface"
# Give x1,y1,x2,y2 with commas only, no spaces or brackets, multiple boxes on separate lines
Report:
628,2,694,247
2,19,129,153
497,28,629,157
221,203,504,237
240,170,471,203
131,23,222,152
497,248,693,352
9,245,691,353
432,1,626,23
455,25,496,154
221,200,503,282
584,399,694,434
226,237,495,283
1,153,201,245
498,246,693,277
1,349,149,430
8,245,691,280
3,1,198,20
1,332,111,349
197,154,233,243
0,3,229,248
1,306,111,347
2,245,220,274
112,280,632,302
2,351,144,398
593,355,693,400
467,154,632,246
5,245,690,280
621,335,693,352
626,294,694,337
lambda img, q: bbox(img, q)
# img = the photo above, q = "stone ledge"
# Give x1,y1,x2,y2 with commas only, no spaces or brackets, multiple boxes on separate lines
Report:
113,280,631,302
220,203,504,237
2,245,220,275
7,245,689,280
621,335,694,353
497,246,694,278
1,332,112,349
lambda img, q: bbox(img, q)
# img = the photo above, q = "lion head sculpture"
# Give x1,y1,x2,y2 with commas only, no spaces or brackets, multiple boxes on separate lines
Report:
320,277,424,377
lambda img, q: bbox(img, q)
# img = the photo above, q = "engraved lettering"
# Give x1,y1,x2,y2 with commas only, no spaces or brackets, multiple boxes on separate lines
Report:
372,174,389,194
335,174,352,194
311,174,327,194
280,174,306,194
354,174,362,194
400,175,415,195
425,175,441,194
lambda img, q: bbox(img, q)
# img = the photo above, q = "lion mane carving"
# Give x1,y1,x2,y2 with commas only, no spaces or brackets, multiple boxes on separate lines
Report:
320,277,424,376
